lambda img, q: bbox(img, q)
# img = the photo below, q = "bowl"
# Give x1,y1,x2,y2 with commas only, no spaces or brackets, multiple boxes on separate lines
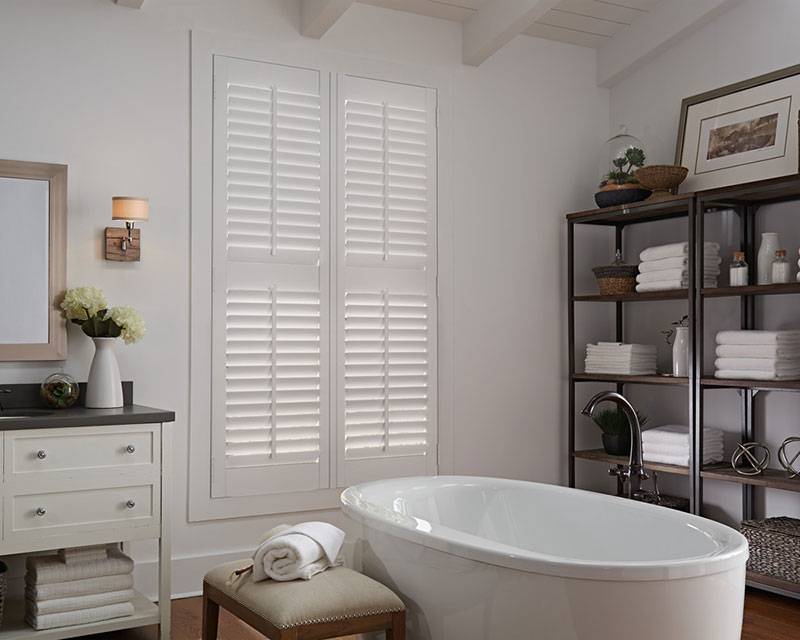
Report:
635,165,689,200
594,185,652,209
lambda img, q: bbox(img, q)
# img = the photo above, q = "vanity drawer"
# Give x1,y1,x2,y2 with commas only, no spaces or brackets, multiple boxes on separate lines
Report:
4,424,159,479
4,482,159,542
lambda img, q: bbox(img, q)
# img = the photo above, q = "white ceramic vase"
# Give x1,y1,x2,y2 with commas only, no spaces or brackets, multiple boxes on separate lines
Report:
757,232,780,285
85,337,123,408
672,326,689,377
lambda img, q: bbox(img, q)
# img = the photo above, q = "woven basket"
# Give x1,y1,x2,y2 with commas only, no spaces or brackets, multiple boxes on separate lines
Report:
635,165,688,199
592,263,639,296
0,560,6,629
741,516,800,583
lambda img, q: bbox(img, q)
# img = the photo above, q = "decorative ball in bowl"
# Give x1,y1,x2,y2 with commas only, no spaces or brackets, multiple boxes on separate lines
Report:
635,165,688,200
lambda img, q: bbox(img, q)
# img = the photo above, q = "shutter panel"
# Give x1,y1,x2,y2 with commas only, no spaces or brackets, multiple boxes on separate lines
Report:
212,56,329,497
336,75,438,486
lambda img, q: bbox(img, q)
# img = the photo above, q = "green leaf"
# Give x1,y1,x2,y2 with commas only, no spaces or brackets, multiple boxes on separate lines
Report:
107,320,123,338
625,147,646,168
70,318,86,326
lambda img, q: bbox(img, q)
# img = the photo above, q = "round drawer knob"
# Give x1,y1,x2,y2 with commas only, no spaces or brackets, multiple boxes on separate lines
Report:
37,450,47,460
126,499,136,509
126,444,136,454
36,507,46,517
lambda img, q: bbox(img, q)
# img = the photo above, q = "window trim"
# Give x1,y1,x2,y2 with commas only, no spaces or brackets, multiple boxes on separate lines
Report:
189,29,454,521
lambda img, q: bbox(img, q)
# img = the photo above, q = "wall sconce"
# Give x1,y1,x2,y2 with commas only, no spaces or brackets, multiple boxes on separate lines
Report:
105,196,148,261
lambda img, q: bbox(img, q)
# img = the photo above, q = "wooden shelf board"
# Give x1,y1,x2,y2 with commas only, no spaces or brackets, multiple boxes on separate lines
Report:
572,373,689,386
701,378,800,391
699,174,800,208
573,289,688,302
0,591,159,640
566,194,693,226
702,282,800,298
572,448,691,476
746,572,800,597
701,466,800,492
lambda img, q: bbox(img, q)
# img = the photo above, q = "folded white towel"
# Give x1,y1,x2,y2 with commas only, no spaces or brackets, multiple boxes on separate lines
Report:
643,450,724,467
640,242,720,262
636,278,717,293
716,330,800,345
26,549,133,585
25,574,134,601
644,440,723,455
715,357,800,373
57,546,109,565
25,589,135,616
591,342,657,353
26,602,134,630
715,369,800,381
642,425,724,446
716,344,800,359
252,522,345,582
638,255,722,273
637,267,720,283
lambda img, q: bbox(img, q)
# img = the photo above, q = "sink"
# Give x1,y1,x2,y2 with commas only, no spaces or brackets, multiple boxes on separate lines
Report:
0,409,53,419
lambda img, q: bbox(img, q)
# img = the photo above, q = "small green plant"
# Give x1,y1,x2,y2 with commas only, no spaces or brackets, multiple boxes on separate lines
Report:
600,147,646,188
591,408,649,436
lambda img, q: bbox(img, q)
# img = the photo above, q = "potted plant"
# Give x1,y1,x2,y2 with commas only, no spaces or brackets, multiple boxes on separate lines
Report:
595,145,652,208
591,407,649,456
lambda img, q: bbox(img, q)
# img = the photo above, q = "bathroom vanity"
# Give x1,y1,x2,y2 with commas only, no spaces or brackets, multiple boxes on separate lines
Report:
0,383,174,640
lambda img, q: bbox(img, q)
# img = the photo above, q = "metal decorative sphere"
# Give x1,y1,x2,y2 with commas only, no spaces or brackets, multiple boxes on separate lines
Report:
731,442,770,476
777,437,800,478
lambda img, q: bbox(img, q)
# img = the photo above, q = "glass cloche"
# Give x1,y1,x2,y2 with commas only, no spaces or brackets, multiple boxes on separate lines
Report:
41,372,80,409
595,125,650,208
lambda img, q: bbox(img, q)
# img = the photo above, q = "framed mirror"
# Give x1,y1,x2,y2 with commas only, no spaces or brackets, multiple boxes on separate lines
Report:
0,159,67,360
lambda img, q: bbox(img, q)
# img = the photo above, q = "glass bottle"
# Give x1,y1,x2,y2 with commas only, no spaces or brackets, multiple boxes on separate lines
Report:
729,252,748,287
757,232,780,284
772,250,791,284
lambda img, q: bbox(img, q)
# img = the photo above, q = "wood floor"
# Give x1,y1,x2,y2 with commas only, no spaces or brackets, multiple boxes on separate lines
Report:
96,588,799,640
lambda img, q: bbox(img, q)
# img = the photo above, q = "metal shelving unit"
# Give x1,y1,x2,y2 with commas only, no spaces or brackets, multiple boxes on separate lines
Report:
567,174,800,601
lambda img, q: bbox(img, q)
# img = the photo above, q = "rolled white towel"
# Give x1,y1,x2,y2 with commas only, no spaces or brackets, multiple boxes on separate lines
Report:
642,425,724,446
639,242,720,262
26,602,134,631
716,344,800,359
26,549,133,585
25,589,135,615
25,574,134,601
716,330,800,346
715,357,800,373
252,522,345,582
715,369,800,381
639,255,722,273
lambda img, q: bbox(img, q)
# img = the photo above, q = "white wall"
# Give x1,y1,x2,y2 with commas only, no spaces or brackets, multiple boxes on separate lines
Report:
603,0,800,525
0,0,608,596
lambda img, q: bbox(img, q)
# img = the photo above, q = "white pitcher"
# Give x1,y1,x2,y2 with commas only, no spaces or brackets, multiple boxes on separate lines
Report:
672,326,689,377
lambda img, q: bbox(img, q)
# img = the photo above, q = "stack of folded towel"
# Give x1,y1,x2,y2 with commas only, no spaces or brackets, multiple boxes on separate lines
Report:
636,242,721,292
585,342,657,375
642,425,724,467
715,330,800,381
25,546,135,630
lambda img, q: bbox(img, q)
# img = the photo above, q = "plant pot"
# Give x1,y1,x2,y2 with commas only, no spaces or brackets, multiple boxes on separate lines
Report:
86,337,123,409
602,433,631,457
594,184,652,208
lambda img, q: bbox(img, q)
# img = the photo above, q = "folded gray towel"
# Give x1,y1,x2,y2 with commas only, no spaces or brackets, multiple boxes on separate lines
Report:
26,549,133,585
25,589,135,615
25,573,134,600
26,601,134,630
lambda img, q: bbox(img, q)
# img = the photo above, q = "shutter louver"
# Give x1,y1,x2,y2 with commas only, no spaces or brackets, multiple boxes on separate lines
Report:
337,75,437,486
212,56,329,498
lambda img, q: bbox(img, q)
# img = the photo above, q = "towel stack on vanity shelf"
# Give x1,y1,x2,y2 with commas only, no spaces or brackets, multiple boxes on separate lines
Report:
584,342,657,375
25,546,135,630
715,330,800,381
635,242,721,292
642,425,725,467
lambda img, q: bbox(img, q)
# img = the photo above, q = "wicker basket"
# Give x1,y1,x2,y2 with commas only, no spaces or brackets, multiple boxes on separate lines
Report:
741,517,800,583
592,251,639,296
0,560,6,629
635,165,688,200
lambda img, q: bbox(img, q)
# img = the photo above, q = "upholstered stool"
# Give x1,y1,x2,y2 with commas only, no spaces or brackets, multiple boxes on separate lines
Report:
203,561,406,640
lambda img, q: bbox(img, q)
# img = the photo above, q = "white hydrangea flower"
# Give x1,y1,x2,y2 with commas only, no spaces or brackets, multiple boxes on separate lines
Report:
60,287,108,320
107,305,146,344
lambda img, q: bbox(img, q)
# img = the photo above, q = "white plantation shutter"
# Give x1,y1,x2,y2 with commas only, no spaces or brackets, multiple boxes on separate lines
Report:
211,56,329,497
336,75,438,486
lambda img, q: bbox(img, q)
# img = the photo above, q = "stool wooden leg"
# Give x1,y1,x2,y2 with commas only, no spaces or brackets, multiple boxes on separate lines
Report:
386,611,406,640
202,588,220,640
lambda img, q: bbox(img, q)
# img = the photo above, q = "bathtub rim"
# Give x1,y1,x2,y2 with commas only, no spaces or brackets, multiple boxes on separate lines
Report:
341,475,749,582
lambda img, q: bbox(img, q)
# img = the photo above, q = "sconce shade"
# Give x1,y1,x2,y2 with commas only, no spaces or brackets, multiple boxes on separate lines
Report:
112,196,148,222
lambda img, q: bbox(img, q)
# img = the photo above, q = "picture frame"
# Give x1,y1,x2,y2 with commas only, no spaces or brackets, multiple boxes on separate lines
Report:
675,64,800,192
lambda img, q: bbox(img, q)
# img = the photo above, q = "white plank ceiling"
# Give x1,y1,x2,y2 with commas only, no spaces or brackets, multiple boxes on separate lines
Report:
358,0,662,48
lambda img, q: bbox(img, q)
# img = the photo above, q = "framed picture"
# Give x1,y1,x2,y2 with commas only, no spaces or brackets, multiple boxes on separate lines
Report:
676,64,800,192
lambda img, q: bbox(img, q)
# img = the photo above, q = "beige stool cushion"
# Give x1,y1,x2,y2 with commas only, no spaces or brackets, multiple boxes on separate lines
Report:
204,561,405,630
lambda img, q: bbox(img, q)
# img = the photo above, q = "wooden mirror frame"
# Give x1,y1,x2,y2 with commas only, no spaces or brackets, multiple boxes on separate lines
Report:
0,159,67,361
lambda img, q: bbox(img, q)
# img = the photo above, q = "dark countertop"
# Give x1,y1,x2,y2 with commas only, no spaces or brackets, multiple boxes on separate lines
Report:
0,404,175,430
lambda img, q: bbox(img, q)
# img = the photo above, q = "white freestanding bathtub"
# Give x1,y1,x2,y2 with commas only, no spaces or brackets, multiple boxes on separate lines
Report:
341,476,748,640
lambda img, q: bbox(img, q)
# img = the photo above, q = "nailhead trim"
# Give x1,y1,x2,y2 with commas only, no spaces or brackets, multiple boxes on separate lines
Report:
204,577,405,630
